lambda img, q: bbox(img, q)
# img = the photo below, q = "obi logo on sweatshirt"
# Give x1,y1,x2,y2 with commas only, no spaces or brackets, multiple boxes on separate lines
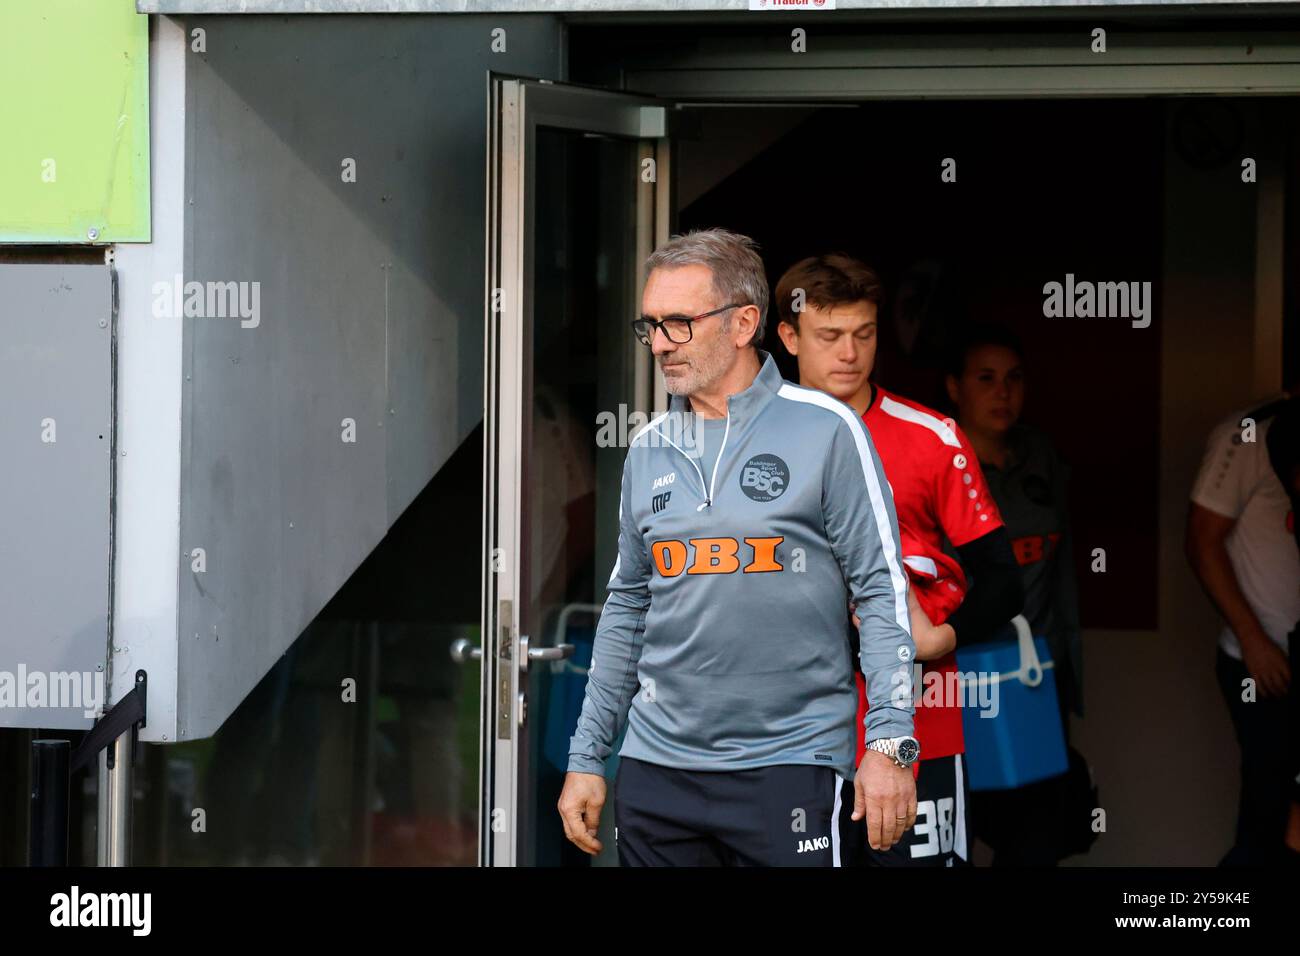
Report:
649,536,785,576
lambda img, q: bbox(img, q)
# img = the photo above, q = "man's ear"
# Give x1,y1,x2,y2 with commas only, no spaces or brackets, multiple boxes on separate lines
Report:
944,374,960,407
776,320,799,356
733,305,762,349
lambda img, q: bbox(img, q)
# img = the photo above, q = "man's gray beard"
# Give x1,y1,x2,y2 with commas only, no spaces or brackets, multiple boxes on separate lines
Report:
662,371,692,396
660,327,731,397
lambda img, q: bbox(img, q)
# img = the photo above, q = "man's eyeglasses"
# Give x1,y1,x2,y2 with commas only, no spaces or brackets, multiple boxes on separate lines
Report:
632,303,746,346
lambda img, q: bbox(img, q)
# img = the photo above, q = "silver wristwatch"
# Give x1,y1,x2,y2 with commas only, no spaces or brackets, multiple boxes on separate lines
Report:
866,735,921,769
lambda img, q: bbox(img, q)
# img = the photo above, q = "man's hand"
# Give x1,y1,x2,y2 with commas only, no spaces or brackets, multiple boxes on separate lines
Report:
853,749,917,851
905,587,956,660
852,590,954,661
558,771,606,855
1240,631,1292,698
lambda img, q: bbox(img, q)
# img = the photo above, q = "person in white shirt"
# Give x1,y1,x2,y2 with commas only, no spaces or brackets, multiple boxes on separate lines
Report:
1185,387,1300,866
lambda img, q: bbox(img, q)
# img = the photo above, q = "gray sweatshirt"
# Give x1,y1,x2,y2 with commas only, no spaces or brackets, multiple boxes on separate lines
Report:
567,350,915,780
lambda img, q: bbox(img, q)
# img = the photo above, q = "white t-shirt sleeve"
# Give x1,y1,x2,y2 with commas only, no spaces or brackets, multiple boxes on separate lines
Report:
1190,416,1258,520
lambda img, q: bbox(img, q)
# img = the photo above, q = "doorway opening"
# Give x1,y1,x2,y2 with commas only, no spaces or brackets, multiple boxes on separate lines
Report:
531,91,1297,866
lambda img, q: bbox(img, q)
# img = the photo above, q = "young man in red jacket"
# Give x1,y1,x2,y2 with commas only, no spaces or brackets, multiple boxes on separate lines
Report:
777,254,1024,866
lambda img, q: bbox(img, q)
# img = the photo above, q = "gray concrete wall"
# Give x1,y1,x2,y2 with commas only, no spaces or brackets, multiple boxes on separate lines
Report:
176,14,563,738
0,264,113,730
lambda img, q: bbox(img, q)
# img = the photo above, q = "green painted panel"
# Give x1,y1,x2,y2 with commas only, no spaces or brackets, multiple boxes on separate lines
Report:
0,0,150,243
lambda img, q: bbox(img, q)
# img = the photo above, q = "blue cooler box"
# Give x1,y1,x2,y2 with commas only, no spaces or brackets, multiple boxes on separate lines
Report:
955,615,1068,791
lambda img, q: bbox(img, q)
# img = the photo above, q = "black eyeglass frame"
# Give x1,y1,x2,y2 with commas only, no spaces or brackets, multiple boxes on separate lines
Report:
631,303,747,346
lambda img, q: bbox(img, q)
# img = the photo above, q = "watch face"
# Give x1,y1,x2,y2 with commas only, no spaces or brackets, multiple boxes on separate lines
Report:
897,738,920,764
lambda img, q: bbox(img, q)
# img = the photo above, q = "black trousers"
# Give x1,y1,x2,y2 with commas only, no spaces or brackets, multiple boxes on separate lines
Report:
1215,644,1299,866
613,756,847,867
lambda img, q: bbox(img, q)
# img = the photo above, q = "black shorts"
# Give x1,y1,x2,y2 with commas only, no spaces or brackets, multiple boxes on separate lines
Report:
613,756,850,866
837,753,971,867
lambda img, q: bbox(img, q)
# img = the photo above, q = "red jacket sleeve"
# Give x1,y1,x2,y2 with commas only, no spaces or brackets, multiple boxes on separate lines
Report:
931,422,1004,547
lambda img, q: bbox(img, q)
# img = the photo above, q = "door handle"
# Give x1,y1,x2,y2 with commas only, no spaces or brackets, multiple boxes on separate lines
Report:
518,634,575,673
449,637,483,663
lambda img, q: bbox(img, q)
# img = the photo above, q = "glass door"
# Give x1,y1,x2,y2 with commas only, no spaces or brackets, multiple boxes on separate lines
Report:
482,76,672,866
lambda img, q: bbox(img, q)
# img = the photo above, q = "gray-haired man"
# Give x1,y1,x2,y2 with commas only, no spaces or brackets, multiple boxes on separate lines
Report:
556,228,918,866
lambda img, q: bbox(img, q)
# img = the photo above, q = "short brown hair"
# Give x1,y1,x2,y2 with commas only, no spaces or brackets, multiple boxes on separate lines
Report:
775,254,883,331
